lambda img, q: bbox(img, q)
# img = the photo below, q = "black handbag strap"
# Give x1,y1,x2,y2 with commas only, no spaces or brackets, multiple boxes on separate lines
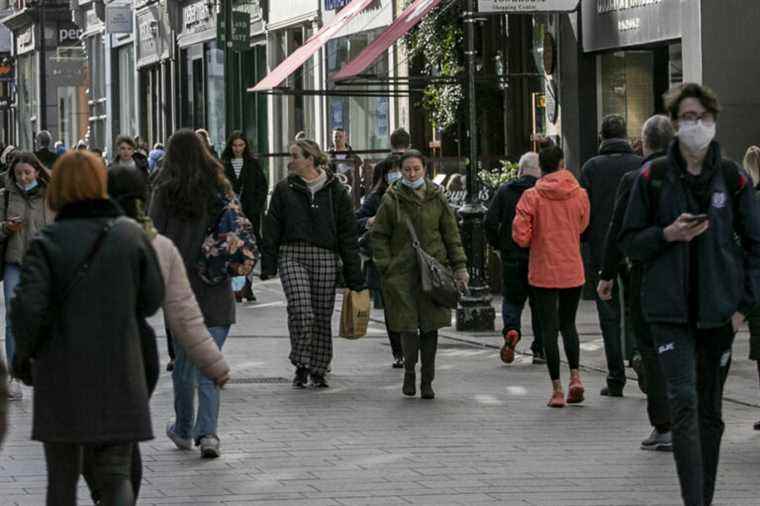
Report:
62,218,118,299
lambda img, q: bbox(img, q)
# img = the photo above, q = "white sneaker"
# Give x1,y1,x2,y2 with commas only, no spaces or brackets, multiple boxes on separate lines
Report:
199,434,220,459
166,422,193,450
8,380,22,401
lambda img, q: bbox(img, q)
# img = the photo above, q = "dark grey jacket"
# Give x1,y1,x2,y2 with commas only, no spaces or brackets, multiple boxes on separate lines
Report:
620,141,760,327
0,176,54,265
10,199,164,443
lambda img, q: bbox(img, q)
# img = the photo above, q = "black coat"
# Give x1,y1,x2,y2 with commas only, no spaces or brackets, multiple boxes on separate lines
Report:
356,190,384,290
33,149,59,170
620,140,760,327
485,175,538,262
580,139,642,270
599,151,665,280
9,199,164,443
262,172,363,290
222,157,268,238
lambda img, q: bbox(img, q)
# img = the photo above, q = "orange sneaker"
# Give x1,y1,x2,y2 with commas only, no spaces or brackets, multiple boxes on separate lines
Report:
547,390,566,408
500,329,521,364
567,376,585,404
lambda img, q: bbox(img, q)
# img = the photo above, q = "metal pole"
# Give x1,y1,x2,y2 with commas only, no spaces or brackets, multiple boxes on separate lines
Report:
224,0,233,138
456,0,495,332
38,0,47,132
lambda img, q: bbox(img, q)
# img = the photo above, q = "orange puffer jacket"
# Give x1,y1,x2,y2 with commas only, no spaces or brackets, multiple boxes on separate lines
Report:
512,169,590,289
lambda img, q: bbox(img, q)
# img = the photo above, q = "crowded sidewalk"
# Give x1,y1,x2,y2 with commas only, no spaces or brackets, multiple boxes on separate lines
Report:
1,280,757,505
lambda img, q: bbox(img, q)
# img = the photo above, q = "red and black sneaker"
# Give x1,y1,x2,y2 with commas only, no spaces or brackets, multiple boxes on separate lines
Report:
500,329,521,364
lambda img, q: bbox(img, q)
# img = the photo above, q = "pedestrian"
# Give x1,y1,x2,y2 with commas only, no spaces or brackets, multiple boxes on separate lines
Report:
0,358,6,448
329,128,361,184
110,135,149,180
373,128,410,176
356,154,404,367
195,128,219,159
150,128,235,459
261,138,364,389
485,152,545,365
221,131,268,303
0,152,54,402
598,114,675,451
33,130,59,170
620,83,760,506
148,142,166,174
741,144,760,431
512,145,590,408
372,150,469,399
580,114,643,397
9,150,164,506
54,141,65,156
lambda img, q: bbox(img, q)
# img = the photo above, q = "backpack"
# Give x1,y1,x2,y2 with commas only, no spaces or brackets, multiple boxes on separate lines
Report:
646,157,746,231
197,195,259,286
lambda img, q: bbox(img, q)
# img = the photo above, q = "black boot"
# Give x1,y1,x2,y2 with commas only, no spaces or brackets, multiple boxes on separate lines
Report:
292,366,308,388
420,331,438,400
401,332,419,397
403,372,416,396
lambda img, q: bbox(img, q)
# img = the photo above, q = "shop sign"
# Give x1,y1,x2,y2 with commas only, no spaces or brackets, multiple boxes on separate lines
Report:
106,4,134,34
15,26,34,55
58,26,84,46
581,0,681,52
183,1,212,31
236,0,267,36
217,11,250,52
478,0,579,12
137,5,171,66
325,0,350,9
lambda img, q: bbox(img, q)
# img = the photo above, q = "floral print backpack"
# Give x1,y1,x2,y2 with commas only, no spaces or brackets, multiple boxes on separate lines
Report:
197,194,259,285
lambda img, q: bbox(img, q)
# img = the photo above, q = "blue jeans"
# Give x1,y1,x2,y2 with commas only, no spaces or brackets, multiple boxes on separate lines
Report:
172,325,229,442
3,263,21,366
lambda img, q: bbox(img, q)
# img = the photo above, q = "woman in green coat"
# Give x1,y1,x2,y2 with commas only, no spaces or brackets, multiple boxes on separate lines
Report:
371,150,469,399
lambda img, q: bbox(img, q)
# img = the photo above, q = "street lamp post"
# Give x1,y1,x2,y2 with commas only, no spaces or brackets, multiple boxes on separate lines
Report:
456,0,495,332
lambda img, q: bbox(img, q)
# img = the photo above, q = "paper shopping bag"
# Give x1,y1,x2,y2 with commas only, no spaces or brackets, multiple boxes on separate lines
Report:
339,289,370,339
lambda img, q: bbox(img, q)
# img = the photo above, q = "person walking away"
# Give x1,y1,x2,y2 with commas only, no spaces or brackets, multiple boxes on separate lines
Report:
620,83,760,506
0,153,54,401
9,150,164,505
372,150,469,399
150,129,235,459
743,145,760,431
598,115,675,451
262,139,364,388
110,135,149,181
485,152,545,365
221,131,268,303
33,130,59,170
356,154,404,367
513,146,590,408
580,114,643,397
148,143,166,175
196,129,219,159
329,128,362,186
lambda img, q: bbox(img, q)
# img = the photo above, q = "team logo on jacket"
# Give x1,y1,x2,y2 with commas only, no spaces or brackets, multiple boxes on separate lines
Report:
711,192,727,209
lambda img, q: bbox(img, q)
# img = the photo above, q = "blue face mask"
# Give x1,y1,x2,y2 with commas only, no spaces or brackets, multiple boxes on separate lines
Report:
386,171,402,184
20,180,38,193
401,177,425,190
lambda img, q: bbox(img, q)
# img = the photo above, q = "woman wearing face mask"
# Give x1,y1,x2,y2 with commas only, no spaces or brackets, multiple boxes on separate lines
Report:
356,155,404,367
261,139,364,389
0,153,54,401
371,150,469,399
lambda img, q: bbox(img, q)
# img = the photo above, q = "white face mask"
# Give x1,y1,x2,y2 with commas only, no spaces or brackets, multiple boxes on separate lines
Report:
678,120,716,154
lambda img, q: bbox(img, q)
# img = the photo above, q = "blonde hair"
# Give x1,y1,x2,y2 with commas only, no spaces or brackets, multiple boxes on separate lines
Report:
743,146,760,185
292,139,328,167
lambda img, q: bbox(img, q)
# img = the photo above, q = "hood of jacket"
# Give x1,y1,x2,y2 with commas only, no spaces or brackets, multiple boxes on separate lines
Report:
535,170,582,201
286,169,338,194
599,138,635,156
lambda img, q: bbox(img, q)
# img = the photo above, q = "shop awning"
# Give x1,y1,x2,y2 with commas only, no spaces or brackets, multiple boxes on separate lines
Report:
332,0,443,82
249,0,376,92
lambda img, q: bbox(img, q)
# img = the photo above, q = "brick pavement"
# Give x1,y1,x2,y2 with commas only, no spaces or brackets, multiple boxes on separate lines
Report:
0,281,758,505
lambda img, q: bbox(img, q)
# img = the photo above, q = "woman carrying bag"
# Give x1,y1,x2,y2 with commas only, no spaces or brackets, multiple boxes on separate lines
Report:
371,150,469,399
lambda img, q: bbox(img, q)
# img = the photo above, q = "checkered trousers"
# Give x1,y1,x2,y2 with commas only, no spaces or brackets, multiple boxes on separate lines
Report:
279,242,338,376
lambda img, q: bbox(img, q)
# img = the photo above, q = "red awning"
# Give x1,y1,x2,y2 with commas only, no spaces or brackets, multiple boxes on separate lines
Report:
249,0,376,92
331,0,443,82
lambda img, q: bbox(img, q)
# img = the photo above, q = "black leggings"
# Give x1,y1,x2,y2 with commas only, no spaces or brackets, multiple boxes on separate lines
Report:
533,286,582,381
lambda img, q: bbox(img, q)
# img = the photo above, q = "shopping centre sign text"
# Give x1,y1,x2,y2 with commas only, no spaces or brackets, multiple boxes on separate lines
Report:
478,0,579,11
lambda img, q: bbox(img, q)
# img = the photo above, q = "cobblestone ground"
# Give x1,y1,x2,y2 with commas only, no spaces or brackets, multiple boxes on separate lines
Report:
0,280,759,505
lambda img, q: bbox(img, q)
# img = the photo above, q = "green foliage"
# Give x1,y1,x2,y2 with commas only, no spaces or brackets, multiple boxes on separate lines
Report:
478,160,519,190
405,0,464,130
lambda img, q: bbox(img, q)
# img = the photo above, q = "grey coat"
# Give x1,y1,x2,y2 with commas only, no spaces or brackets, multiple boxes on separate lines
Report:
0,178,54,265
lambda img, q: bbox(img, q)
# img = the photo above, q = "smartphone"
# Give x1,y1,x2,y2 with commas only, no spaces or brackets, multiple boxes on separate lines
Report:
684,214,709,225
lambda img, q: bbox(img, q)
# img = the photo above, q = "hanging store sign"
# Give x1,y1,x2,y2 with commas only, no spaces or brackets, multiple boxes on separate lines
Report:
106,4,134,33
137,5,172,67
178,0,216,47
478,0,579,12
581,0,681,52
15,26,34,55
217,11,250,52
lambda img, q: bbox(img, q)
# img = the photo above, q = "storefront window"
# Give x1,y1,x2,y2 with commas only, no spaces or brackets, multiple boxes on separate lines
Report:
16,53,37,150
326,28,390,151
206,41,225,153
599,51,655,142
51,43,89,150
87,35,107,149
117,45,136,138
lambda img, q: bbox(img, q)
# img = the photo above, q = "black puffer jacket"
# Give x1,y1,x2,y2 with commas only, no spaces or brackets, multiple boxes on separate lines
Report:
223,156,268,238
620,141,760,327
10,198,164,443
580,139,642,270
485,175,538,262
262,171,363,290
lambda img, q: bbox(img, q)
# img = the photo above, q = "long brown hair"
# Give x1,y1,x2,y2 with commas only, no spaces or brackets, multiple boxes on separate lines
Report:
8,152,51,186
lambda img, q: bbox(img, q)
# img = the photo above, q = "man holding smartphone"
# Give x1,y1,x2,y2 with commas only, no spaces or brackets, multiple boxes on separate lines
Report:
620,83,760,506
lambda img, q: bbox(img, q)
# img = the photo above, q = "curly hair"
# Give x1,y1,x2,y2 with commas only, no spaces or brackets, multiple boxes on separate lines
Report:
663,83,722,121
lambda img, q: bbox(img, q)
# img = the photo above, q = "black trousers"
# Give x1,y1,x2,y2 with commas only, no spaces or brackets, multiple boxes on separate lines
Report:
651,323,734,506
44,441,133,506
532,287,582,381
501,259,543,354
629,264,671,431
401,330,438,383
